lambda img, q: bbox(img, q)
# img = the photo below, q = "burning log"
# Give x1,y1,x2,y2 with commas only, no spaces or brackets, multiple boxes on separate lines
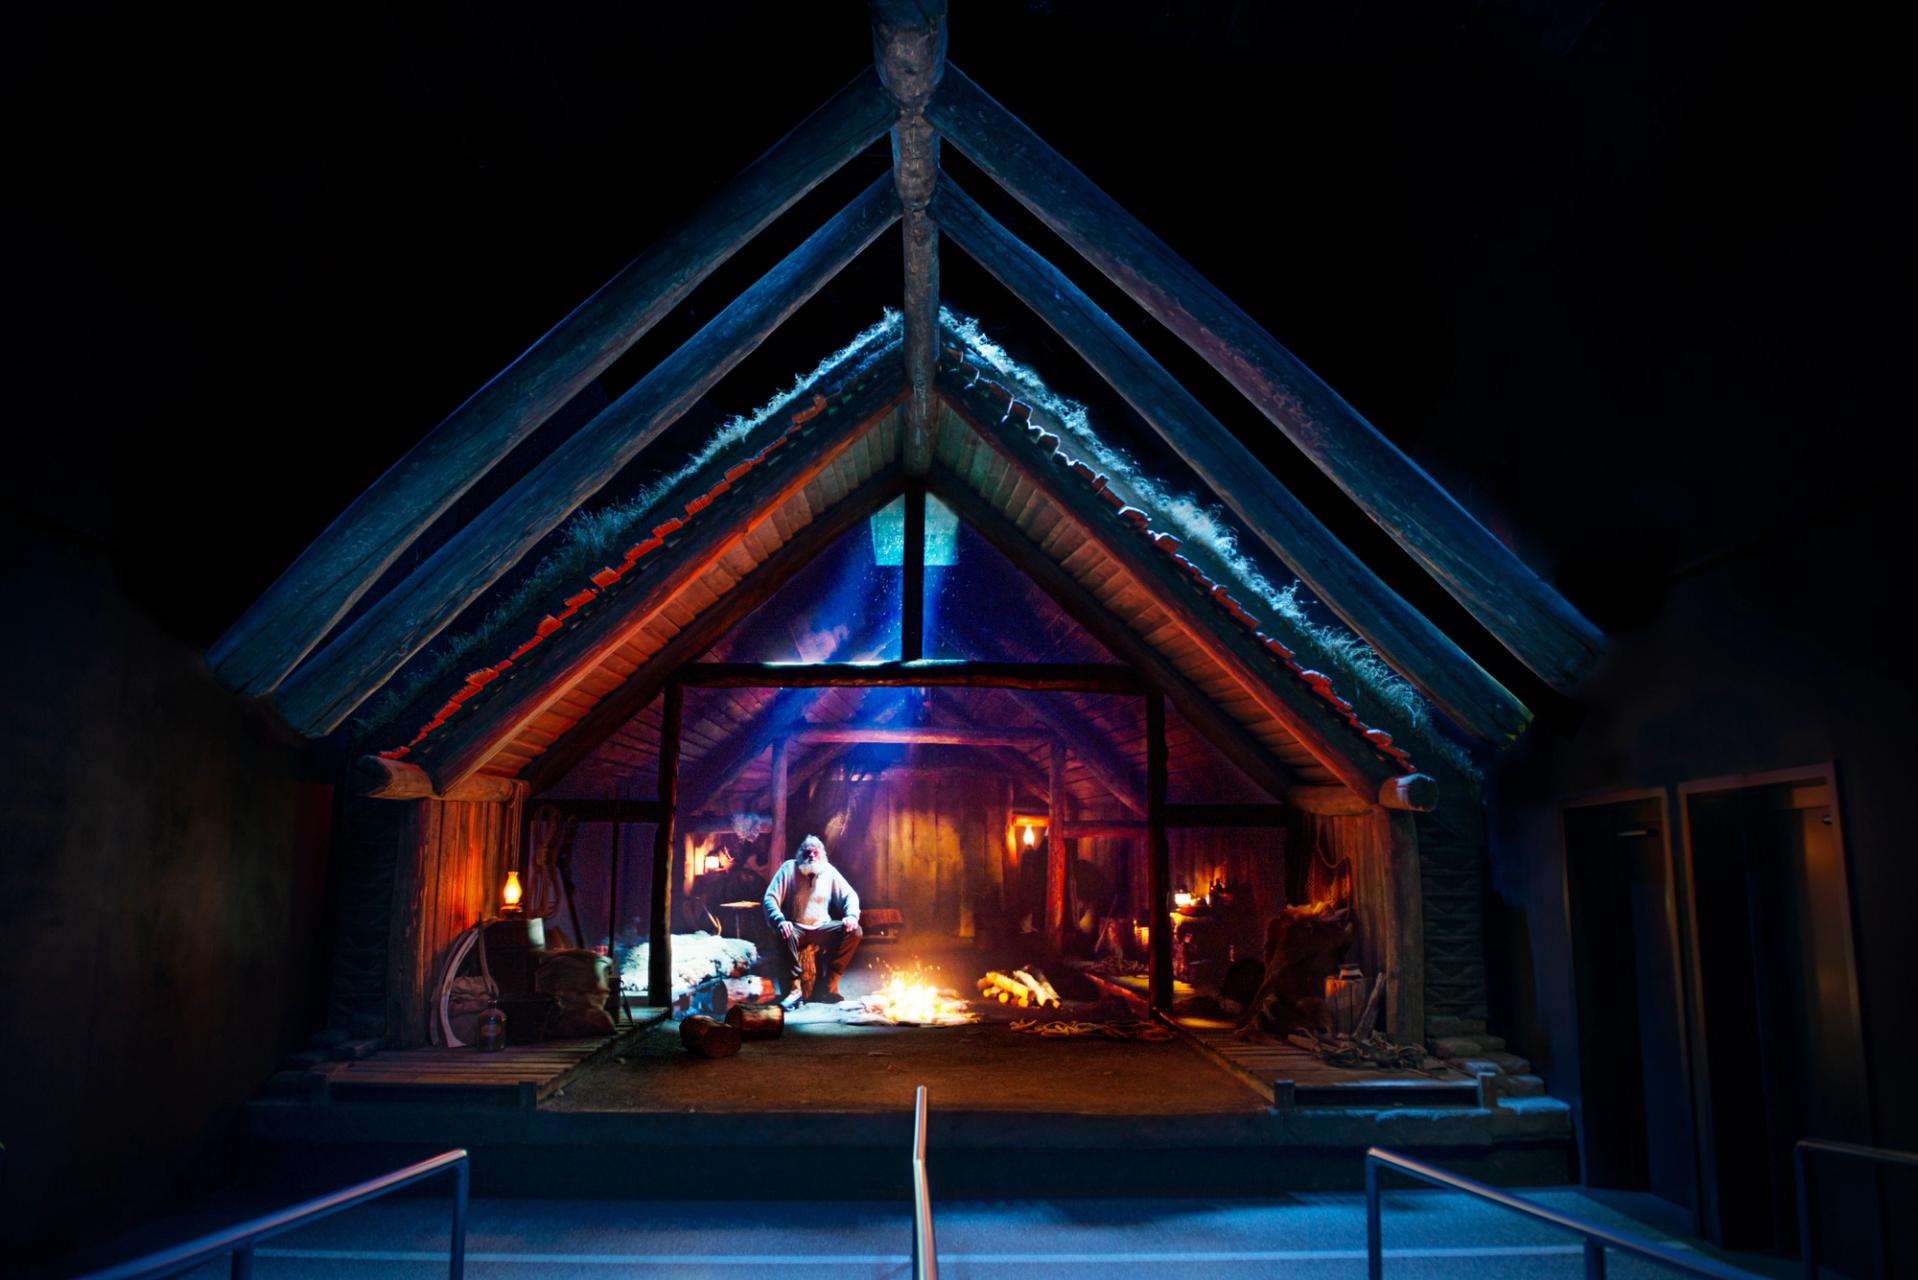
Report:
679,1013,742,1059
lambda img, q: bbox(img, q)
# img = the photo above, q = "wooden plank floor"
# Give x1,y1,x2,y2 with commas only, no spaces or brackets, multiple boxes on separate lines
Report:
1176,1018,1482,1108
311,1013,668,1106
1078,970,1479,1108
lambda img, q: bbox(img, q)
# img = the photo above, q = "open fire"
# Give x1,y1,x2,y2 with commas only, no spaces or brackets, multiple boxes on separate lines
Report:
852,965,975,1025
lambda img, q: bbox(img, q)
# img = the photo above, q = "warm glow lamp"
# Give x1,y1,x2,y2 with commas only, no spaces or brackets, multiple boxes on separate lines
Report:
1022,824,1037,848
704,851,726,875
501,869,523,913
1173,888,1194,909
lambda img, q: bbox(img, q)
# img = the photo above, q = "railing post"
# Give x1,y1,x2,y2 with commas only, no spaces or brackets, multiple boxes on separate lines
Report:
912,1084,937,1280
450,1156,470,1279
1795,1142,1817,1280
1585,1237,1607,1279
1365,1154,1383,1280
229,1242,253,1279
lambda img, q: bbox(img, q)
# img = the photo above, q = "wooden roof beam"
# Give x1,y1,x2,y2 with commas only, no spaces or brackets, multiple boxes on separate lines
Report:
679,660,1142,691
936,384,1405,803
927,455,1301,805
274,176,902,737
208,71,893,697
520,468,909,797
932,177,1530,745
871,0,947,474
930,617,1148,818
926,64,1605,691
417,379,910,790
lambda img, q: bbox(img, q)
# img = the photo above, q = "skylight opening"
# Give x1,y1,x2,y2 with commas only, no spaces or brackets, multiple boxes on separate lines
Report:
869,494,959,566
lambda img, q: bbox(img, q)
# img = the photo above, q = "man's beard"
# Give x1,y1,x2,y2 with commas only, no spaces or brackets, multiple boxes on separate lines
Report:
798,863,820,878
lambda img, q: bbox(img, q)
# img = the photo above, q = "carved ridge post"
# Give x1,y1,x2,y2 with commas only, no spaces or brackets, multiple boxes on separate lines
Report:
871,0,947,474
648,680,683,1006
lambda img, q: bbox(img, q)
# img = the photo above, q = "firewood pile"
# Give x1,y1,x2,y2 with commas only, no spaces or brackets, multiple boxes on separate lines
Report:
975,968,1062,1008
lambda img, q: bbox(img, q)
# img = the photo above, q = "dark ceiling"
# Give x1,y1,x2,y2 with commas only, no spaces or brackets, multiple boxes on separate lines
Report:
6,1,1906,727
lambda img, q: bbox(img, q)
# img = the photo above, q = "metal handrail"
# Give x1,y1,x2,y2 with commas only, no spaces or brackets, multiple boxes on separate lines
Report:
1795,1138,1918,1279
78,1148,470,1280
911,1084,937,1280
1365,1147,1755,1280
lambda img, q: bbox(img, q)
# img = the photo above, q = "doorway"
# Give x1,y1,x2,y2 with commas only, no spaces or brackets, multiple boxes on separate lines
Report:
1680,769,1873,1261
1562,791,1695,1209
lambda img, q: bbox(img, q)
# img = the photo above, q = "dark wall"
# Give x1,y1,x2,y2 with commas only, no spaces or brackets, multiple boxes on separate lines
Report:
0,519,330,1263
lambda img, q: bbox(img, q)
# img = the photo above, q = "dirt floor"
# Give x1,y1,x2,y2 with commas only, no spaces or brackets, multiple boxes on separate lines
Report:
550,940,1270,1115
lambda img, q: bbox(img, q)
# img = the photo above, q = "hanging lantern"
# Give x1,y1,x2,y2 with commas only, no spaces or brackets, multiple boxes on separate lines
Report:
1022,824,1038,848
501,869,524,913
704,851,726,875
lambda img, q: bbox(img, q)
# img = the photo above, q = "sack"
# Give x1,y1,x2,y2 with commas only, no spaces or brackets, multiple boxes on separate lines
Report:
432,923,499,1048
446,975,498,1045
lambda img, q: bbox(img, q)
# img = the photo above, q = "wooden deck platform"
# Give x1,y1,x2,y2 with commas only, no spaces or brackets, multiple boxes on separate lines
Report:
1081,969,1484,1109
304,1013,668,1109
1175,1018,1486,1109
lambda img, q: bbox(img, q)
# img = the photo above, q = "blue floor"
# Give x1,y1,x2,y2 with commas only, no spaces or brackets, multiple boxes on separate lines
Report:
82,1188,1791,1278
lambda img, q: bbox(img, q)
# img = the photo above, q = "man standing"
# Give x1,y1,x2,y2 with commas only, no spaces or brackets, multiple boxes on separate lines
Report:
762,834,862,1006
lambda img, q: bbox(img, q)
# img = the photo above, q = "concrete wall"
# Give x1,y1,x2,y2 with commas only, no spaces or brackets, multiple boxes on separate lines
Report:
0,519,330,1265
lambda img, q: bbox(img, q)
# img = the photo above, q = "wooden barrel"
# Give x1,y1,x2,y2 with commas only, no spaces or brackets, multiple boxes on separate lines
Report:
725,1002,785,1040
679,1013,742,1059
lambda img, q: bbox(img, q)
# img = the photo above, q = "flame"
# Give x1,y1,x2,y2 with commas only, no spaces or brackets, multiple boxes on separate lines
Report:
501,870,523,911
865,967,974,1025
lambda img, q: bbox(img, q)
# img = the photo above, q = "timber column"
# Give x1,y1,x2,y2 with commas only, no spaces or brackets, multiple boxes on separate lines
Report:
871,0,946,474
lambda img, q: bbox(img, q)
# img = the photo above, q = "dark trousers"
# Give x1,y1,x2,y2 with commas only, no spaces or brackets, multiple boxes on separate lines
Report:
780,920,861,993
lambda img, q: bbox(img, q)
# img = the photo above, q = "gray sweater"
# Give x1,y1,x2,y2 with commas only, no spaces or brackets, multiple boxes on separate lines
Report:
762,859,861,931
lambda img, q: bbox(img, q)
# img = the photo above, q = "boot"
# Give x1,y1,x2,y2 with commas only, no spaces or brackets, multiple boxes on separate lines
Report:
780,985,806,1009
814,972,845,1004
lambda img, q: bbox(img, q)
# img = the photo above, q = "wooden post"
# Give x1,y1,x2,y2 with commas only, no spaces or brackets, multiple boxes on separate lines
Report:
902,481,926,660
871,0,947,473
205,71,892,698
1046,738,1067,954
273,176,901,737
931,178,1529,744
647,681,683,1007
608,797,624,1022
771,736,791,867
1146,690,1171,1013
926,65,1605,691
1383,810,1425,1044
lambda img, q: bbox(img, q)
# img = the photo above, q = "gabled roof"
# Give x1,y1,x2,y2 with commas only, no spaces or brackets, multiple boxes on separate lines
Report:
206,3,1601,812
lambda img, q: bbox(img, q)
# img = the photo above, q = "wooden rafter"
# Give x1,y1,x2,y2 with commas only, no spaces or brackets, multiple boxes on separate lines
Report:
936,384,1403,801
207,71,893,698
927,461,1300,804
926,63,1604,691
932,176,1530,744
274,175,902,737
518,468,909,797
418,380,911,790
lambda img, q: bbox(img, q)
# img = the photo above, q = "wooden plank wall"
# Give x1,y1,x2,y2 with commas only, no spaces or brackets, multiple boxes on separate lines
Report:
1287,806,1422,1043
786,767,1009,941
384,786,527,1047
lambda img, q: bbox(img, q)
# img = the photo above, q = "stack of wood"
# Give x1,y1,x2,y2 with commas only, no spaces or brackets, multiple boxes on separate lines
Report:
976,968,1062,1008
